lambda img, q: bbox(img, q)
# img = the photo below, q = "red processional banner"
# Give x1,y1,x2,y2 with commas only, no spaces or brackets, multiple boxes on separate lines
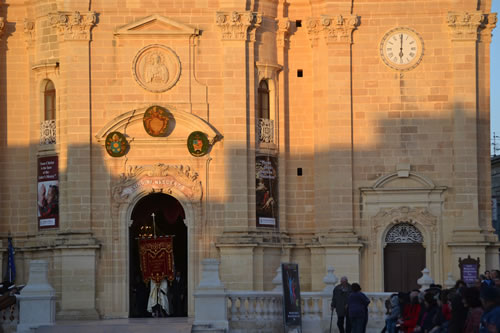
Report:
138,237,174,284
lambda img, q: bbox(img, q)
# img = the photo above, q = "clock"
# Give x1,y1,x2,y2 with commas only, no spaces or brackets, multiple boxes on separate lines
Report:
380,27,424,71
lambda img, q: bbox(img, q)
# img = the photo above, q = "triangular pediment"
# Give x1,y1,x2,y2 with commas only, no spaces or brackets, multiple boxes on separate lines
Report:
115,14,199,36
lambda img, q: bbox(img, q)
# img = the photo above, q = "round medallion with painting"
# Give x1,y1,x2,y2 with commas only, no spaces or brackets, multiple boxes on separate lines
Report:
105,131,129,157
187,131,209,157
143,105,170,137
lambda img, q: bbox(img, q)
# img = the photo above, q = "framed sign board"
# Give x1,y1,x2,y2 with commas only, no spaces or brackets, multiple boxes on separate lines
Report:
459,255,480,286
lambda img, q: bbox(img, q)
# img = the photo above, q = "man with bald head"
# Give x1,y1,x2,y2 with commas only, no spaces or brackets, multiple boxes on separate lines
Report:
331,276,352,333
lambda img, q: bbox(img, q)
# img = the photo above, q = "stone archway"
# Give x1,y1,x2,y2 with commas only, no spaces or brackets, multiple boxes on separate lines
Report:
129,192,188,317
383,223,425,292
111,164,203,317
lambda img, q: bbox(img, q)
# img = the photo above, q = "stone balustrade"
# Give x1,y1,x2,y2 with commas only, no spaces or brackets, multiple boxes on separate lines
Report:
193,261,441,332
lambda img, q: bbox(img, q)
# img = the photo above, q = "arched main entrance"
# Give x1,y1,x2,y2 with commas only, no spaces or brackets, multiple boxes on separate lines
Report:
129,193,187,318
384,223,425,292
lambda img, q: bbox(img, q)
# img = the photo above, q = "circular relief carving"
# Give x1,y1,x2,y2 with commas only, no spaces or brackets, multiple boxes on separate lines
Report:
132,44,181,93
105,131,129,157
187,131,210,157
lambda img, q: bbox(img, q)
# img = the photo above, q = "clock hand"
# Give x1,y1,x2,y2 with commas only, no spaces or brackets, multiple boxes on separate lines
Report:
399,34,404,58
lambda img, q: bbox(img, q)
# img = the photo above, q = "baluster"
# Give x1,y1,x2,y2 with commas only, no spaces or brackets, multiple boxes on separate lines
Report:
230,296,237,321
238,296,246,320
246,296,255,320
255,296,263,320
303,296,310,318
262,296,269,320
313,297,320,319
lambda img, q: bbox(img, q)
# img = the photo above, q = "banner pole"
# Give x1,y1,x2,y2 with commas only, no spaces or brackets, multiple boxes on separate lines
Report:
152,213,157,238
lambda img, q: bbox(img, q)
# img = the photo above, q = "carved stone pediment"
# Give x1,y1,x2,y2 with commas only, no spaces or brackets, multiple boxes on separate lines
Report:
115,14,200,37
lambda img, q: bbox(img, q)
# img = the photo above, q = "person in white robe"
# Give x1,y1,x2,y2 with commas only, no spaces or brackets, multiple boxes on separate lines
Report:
147,278,170,317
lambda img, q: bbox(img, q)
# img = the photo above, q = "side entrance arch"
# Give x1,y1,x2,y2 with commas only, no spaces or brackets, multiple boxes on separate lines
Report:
384,223,425,292
129,193,187,317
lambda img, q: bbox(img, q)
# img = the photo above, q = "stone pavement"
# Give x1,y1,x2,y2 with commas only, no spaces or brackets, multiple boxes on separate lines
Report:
34,317,193,333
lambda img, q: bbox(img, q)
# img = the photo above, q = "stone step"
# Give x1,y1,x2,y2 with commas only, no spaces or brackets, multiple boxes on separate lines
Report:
34,318,192,333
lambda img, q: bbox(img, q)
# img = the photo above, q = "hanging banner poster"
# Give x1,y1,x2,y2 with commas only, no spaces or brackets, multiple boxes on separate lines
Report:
256,155,278,227
37,156,59,229
282,263,302,333
139,237,175,283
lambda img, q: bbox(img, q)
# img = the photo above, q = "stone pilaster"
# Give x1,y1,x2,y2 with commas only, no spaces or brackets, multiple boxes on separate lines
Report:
306,14,360,241
48,10,98,319
446,11,485,242
277,17,290,234
49,11,96,234
215,11,261,236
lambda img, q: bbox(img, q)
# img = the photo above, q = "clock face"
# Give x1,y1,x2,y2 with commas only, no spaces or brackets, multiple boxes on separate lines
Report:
380,27,424,71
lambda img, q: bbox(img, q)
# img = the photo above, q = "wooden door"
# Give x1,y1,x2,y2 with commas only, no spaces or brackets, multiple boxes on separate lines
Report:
384,243,425,292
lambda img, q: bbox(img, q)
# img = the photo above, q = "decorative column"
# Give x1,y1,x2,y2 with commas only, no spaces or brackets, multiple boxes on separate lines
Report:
216,11,262,290
277,17,290,236
306,14,362,286
49,11,100,320
50,11,96,233
446,12,494,273
477,13,499,269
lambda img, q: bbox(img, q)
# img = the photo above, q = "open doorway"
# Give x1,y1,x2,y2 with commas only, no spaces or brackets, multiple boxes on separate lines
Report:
129,193,187,318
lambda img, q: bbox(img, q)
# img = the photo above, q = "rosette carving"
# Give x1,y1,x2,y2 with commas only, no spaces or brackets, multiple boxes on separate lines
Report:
215,11,262,41
447,11,485,40
50,11,97,41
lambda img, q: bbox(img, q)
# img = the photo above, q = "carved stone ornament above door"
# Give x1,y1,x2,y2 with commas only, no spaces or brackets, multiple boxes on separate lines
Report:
132,44,181,93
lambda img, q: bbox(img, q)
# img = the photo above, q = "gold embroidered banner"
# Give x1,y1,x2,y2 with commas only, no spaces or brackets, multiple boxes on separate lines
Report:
139,237,174,283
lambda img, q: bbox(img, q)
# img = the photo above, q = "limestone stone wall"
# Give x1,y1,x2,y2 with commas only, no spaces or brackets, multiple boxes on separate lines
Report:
0,0,497,319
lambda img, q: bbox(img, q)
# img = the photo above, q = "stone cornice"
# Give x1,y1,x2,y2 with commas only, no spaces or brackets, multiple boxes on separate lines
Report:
0,17,5,38
306,14,360,47
447,11,485,41
215,11,262,41
50,11,97,41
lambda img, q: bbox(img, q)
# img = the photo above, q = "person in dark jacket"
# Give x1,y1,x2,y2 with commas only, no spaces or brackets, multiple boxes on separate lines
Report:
414,292,443,333
348,283,370,333
449,282,468,333
331,276,352,333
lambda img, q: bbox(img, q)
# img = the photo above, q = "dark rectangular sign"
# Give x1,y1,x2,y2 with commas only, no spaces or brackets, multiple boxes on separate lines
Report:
282,263,302,332
37,156,59,229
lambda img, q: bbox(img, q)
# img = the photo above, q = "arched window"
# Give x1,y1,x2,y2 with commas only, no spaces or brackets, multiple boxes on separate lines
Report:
44,80,56,121
385,223,423,243
257,80,270,119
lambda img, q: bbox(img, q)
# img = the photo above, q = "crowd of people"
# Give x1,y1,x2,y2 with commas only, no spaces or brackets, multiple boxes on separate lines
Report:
331,272,500,333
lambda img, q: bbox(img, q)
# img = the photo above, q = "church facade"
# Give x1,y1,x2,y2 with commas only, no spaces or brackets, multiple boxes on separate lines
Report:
0,0,498,319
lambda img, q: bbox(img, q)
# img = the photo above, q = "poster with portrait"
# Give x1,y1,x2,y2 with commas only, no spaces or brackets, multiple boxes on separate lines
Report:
37,156,59,229
282,263,302,332
255,155,278,227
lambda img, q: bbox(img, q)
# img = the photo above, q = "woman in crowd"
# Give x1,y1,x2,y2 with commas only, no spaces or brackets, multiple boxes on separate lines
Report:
348,283,371,333
399,290,421,333
463,287,483,333
414,292,442,333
